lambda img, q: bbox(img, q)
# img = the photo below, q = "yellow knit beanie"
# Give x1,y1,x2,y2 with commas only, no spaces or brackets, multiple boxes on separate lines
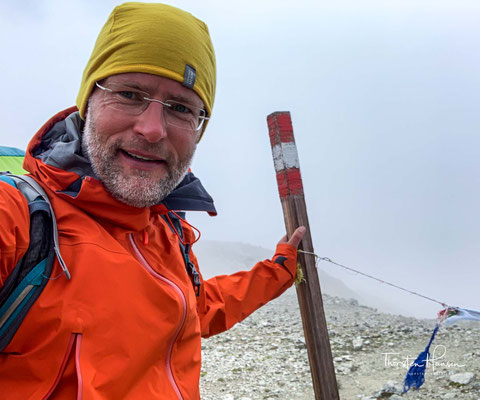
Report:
76,2,216,137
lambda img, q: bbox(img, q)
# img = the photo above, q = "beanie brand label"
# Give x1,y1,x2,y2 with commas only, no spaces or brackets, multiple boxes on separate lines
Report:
183,64,196,89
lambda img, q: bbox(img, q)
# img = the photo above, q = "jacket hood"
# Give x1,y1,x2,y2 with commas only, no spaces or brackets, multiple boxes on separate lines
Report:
24,107,216,232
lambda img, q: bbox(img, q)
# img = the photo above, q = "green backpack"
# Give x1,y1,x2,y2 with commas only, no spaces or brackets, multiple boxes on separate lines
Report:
0,146,27,175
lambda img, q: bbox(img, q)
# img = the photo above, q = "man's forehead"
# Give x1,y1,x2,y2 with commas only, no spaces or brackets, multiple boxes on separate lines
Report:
104,72,204,107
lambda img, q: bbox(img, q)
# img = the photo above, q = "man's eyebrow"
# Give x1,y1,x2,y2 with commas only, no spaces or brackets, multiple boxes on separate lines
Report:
168,93,203,108
104,79,149,92
102,79,204,108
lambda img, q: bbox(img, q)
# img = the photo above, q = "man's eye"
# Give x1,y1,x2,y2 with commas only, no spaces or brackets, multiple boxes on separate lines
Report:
171,103,192,114
118,91,141,101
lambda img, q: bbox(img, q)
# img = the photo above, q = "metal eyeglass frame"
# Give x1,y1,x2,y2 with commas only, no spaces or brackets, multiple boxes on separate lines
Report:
95,81,209,132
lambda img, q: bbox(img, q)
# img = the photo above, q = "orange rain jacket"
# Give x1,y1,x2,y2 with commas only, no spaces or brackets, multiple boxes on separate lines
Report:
0,108,299,399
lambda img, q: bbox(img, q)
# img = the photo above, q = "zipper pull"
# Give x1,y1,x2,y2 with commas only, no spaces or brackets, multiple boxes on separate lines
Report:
188,262,201,296
184,243,201,296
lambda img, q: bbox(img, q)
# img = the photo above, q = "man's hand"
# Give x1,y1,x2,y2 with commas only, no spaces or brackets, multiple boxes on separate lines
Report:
278,226,306,249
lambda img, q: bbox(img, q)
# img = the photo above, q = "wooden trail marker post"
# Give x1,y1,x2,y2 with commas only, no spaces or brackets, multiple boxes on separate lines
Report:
267,111,339,400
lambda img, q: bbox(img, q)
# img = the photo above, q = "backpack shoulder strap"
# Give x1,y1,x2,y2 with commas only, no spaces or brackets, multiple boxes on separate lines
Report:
0,174,69,351
5,175,70,280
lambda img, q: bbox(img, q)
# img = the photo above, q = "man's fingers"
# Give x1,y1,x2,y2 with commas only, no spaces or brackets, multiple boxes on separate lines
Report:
278,226,306,248
288,226,306,248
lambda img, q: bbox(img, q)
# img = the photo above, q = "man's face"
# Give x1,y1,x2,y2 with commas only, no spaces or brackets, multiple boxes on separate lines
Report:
82,72,203,208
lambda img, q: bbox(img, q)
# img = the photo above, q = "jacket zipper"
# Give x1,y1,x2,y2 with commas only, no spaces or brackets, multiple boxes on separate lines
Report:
43,333,82,399
129,234,186,400
76,333,83,400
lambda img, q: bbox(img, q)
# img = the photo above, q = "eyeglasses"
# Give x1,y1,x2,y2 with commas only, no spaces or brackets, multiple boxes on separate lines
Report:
95,82,209,132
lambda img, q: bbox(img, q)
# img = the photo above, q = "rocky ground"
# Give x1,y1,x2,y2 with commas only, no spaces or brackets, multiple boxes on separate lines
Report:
199,288,480,400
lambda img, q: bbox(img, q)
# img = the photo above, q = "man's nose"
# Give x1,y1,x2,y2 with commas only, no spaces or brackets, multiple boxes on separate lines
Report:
132,101,168,142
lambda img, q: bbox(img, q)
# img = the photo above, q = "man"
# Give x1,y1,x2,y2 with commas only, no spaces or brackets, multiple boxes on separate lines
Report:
0,3,305,399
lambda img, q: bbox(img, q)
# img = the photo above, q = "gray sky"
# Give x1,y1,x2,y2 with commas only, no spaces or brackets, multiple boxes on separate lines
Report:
1,0,479,318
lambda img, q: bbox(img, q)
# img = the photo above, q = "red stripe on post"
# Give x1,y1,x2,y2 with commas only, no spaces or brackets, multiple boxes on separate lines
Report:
275,113,295,143
267,114,281,147
267,112,295,147
286,168,303,195
276,171,289,198
276,168,304,199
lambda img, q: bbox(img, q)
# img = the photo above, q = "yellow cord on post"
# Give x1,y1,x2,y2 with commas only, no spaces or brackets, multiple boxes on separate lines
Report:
295,262,305,285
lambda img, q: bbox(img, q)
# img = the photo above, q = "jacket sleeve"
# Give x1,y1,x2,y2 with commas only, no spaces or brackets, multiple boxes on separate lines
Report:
194,243,298,338
0,181,30,287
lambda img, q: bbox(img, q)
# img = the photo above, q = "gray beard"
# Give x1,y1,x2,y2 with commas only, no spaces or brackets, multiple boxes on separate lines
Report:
82,108,194,208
